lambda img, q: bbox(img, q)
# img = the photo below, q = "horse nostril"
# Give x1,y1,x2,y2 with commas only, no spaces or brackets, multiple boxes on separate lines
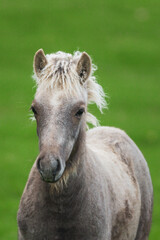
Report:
56,159,61,172
37,157,43,171
51,159,61,175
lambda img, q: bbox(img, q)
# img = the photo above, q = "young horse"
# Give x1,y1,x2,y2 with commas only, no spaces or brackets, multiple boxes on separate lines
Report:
17,49,153,240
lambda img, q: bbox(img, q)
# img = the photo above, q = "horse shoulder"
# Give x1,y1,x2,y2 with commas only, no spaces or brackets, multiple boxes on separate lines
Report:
86,127,142,239
86,126,153,239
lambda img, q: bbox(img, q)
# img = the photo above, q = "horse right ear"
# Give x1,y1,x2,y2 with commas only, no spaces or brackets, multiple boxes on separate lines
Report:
33,49,48,77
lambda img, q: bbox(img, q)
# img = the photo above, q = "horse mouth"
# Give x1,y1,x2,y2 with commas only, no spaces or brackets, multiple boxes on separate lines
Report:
38,167,65,183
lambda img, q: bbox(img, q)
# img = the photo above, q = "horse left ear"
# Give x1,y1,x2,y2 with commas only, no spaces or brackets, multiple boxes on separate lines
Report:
76,52,91,83
33,49,48,77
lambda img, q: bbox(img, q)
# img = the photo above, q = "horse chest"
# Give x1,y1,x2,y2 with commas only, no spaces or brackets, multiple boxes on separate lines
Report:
18,196,107,240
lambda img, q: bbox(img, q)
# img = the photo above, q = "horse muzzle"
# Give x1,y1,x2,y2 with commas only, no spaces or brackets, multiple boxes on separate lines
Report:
36,153,65,183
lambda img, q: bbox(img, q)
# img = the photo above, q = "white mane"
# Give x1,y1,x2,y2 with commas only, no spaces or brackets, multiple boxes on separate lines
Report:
33,51,107,126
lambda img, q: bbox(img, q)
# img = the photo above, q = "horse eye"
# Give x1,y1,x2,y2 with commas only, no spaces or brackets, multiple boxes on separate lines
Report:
30,106,37,115
75,108,84,118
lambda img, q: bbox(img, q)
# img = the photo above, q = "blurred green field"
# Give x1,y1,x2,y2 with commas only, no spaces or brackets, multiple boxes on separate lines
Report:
0,0,159,239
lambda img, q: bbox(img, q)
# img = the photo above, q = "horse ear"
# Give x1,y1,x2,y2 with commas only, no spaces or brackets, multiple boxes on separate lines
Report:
33,49,48,77
76,52,91,83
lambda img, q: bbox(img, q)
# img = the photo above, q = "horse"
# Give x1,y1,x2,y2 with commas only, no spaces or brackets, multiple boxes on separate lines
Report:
17,49,153,240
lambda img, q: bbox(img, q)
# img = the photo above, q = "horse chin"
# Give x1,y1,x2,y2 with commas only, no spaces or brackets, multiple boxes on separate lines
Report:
39,174,62,183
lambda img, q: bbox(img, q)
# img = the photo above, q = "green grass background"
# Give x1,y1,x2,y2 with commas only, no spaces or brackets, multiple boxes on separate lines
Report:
0,0,159,239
